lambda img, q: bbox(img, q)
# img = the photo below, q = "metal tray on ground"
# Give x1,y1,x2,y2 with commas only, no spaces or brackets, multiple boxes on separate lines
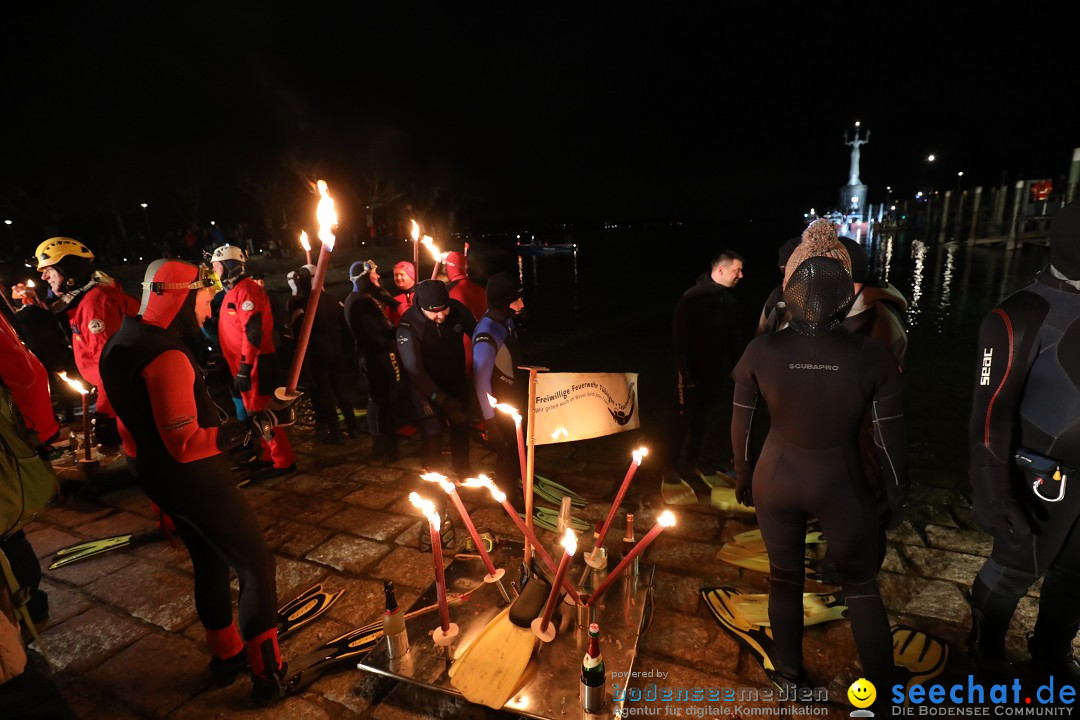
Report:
359,542,654,720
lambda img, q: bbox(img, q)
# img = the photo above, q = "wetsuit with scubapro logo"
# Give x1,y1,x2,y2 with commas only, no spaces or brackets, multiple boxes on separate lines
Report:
396,300,476,472
344,278,401,455
731,325,907,697
969,268,1080,640
218,275,293,468
101,311,279,671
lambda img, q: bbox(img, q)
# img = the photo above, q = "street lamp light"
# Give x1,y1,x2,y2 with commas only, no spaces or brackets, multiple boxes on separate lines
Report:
139,203,154,246
927,154,936,163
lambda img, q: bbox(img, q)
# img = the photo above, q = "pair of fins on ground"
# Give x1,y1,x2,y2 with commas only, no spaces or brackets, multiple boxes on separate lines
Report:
707,525,948,693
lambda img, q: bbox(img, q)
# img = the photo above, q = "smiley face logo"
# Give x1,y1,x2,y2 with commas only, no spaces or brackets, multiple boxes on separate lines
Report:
847,678,876,708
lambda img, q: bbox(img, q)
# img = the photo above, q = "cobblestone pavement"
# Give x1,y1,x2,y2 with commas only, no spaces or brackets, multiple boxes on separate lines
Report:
17,414,1069,719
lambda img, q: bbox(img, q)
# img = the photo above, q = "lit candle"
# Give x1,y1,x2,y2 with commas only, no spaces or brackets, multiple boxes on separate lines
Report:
299,231,312,265
461,476,583,605
59,372,91,461
586,511,675,607
286,180,337,396
591,447,648,560
409,492,458,644
421,472,508,600
532,529,577,641
488,395,527,503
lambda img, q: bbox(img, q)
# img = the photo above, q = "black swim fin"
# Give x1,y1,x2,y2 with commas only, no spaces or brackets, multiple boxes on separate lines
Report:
277,584,345,638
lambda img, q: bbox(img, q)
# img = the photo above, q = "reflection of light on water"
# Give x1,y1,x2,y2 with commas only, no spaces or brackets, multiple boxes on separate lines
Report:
517,255,524,284
883,236,894,283
940,243,957,309
908,240,927,325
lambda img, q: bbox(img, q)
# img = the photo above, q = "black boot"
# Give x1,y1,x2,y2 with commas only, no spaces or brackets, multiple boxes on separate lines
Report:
251,639,287,704
209,649,247,687
1028,626,1080,685
968,607,1016,680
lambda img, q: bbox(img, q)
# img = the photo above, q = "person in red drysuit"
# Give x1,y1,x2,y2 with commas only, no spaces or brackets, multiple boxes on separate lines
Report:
100,259,295,702
388,261,417,325
444,251,487,321
210,244,295,474
34,237,139,452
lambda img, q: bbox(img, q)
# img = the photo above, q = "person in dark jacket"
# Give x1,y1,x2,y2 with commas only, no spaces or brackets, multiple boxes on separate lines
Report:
287,266,357,444
396,280,476,475
663,249,745,483
344,260,402,459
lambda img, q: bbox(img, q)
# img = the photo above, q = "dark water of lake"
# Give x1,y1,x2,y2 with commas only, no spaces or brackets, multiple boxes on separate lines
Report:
507,225,1052,479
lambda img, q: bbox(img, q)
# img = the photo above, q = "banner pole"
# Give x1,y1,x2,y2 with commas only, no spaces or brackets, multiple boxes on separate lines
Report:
520,365,548,567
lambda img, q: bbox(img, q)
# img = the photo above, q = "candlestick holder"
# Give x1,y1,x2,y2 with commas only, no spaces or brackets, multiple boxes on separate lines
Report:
431,622,459,646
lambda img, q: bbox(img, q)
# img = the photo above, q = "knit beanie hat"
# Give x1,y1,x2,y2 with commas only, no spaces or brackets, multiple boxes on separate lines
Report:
486,272,524,310
1050,200,1080,280
394,261,417,282
415,280,450,311
783,219,852,289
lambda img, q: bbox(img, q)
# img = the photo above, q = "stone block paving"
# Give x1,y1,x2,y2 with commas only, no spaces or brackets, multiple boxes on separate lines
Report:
13,420,1069,719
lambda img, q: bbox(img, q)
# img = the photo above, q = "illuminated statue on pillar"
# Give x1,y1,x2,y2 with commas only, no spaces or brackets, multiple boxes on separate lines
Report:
845,126,870,186
839,124,870,220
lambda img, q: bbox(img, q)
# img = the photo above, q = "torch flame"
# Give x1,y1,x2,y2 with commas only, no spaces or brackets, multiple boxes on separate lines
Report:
658,511,676,528
488,396,522,422
420,471,455,495
420,235,444,262
58,371,89,395
408,491,440,531
410,219,420,242
551,427,569,440
632,446,649,465
299,231,311,252
461,475,505,503
26,279,35,288
315,180,337,251
560,528,578,556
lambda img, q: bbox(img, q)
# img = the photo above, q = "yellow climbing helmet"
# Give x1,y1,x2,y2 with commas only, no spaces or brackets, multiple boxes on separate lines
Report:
33,237,94,270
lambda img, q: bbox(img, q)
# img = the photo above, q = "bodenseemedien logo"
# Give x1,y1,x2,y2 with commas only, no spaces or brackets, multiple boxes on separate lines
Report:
848,678,876,717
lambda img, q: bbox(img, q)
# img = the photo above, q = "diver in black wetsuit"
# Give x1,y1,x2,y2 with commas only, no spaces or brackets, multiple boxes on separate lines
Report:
100,259,296,702
967,201,1080,684
731,254,908,705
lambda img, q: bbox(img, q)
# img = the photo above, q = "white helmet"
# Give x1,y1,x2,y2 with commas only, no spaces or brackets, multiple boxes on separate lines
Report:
210,244,246,263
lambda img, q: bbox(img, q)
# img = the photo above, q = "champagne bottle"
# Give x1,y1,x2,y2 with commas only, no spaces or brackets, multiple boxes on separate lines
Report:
580,622,605,712
383,580,409,657
621,513,637,576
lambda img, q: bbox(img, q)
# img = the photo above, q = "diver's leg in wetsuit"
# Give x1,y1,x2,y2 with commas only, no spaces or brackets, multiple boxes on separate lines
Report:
1028,515,1080,683
412,392,444,470
758,505,810,681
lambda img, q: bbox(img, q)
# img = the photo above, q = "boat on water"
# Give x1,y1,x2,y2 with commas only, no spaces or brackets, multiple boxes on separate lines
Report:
515,242,577,256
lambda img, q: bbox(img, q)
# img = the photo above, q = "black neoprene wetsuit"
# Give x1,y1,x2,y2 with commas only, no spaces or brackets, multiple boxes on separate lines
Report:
101,317,277,642
969,268,1080,650
731,324,907,695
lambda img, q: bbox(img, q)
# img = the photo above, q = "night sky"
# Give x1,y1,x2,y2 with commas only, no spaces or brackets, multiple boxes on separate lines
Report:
3,4,1077,252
